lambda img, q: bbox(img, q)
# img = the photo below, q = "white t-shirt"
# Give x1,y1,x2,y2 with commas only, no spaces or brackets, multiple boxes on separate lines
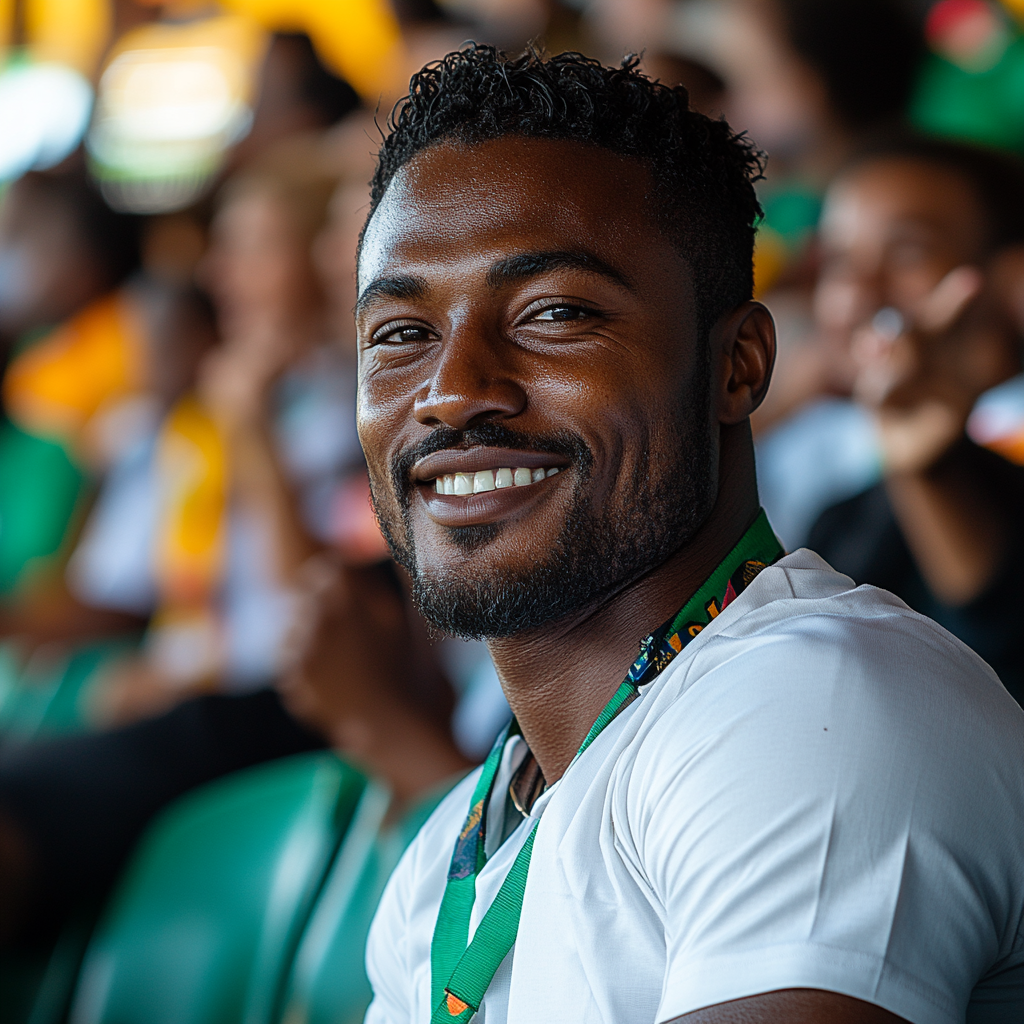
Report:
364,549,1024,1024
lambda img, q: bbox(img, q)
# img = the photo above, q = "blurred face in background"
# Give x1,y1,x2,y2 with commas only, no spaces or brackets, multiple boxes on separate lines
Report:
0,178,108,336
697,0,829,164
202,188,323,344
815,158,990,343
141,287,219,407
314,181,369,354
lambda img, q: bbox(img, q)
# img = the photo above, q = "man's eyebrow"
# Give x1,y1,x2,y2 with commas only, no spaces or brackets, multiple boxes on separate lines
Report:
485,250,636,292
355,274,428,314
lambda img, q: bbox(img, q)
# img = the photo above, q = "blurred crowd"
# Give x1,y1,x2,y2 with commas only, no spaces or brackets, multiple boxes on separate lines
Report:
0,0,1023,1021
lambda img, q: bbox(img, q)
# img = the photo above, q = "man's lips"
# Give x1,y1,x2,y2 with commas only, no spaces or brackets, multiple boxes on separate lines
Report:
412,447,569,482
410,447,569,528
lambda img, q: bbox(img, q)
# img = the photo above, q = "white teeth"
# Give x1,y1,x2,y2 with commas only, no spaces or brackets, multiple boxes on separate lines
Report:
433,466,563,496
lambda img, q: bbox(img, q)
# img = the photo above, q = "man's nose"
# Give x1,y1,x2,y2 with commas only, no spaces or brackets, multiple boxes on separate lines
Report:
413,325,527,430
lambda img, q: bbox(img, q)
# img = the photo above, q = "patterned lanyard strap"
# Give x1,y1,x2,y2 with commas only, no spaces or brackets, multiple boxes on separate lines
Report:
429,510,784,1022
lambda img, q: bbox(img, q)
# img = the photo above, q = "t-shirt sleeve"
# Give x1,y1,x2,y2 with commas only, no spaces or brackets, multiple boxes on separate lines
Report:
627,610,1024,1024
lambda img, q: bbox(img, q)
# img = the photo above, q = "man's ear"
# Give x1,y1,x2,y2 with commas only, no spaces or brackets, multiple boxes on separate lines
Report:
713,301,776,425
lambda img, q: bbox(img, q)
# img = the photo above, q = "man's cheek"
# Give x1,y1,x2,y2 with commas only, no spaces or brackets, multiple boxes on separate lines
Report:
367,467,402,523
356,409,389,476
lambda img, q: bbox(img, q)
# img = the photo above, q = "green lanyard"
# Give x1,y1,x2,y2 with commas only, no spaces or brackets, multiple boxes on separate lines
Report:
429,510,784,1022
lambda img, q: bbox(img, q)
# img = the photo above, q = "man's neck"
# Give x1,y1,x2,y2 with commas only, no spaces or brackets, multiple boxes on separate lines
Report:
486,424,760,784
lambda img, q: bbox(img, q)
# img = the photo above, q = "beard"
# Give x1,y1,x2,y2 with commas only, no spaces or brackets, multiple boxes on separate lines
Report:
370,366,717,640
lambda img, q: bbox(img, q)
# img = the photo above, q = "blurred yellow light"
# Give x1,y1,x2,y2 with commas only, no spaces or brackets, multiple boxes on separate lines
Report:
0,0,12,51
100,48,245,141
89,13,268,212
23,0,111,76
1001,0,1024,23
219,0,404,101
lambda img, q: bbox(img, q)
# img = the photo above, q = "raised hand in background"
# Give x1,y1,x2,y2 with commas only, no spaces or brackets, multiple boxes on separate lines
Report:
851,253,1024,604
279,555,471,809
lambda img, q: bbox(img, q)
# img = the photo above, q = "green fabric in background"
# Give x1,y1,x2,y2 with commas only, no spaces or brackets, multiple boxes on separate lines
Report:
911,37,1024,154
68,753,367,1024
0,419,85,595
277,781,449,1024
759,187,822,251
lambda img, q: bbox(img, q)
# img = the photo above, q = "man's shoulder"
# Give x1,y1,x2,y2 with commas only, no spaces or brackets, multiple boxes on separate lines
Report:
633,548,1024,784
693,547,1002,685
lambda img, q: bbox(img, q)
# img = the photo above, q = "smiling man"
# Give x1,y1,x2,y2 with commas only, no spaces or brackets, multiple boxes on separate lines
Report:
354,47,1024,1024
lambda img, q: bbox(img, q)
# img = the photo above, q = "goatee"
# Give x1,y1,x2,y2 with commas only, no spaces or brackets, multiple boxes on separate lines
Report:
370,383,716,639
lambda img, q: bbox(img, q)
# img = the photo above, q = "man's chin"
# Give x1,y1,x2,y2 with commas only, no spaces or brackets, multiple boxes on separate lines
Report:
443,522,502,555
408,564,583,640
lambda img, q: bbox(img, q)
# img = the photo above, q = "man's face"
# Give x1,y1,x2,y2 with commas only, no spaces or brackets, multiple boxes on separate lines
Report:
815,157,990,341
355,136,718,638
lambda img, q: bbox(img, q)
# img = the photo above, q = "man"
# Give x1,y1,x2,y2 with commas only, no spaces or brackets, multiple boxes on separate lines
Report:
808,137,1024,703
355,47,1024,1023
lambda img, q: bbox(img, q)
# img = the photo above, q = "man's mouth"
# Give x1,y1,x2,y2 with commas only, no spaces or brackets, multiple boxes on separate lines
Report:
410,446,569,511
432,465,561,495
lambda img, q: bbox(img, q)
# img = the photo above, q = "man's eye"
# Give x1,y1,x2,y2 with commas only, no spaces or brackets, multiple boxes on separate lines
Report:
532,305,591,322
377,324,434,344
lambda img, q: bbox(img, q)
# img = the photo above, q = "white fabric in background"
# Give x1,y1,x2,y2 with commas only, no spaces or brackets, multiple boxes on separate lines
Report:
67,432,160,615
365,550,1024,1024
755,398,879,550
451,655,511,760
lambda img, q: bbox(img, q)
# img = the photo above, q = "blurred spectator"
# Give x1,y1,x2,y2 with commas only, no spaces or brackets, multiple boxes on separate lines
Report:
229,33,361,172
0,166,142,616
279,556,469,803
65,281,220,627
82,136,366,725
806,136,1024,701
711,0,926,425
0,280,217,665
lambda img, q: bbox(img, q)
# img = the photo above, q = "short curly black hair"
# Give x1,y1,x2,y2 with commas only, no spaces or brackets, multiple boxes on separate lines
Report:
366,45,765,339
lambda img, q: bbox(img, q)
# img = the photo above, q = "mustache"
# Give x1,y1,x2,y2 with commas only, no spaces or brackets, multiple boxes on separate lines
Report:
390,422,592,502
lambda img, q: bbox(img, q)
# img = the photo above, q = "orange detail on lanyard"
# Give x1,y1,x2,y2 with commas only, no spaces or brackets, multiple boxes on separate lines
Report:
446,992,470,1016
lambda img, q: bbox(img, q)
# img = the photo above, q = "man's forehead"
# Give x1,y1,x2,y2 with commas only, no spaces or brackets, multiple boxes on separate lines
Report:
358,137,662,285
